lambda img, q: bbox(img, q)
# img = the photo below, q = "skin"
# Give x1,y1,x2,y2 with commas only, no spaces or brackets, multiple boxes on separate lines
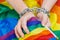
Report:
6,0,57,38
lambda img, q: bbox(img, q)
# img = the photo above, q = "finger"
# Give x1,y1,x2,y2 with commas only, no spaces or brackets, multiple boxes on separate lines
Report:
15,27,20,38
37,13,43,21
21,18,29,34
45,18,51,28
42,14,48,26
21,12,34,34
17,20,24,37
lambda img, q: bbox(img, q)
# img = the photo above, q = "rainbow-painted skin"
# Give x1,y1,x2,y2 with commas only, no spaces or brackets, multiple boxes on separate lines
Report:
0,0,60,40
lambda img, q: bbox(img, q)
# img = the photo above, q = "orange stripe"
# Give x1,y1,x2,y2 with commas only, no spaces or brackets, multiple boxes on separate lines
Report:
0,0,5,3
25,30,50,40
51,5,60,24
36,0,43,6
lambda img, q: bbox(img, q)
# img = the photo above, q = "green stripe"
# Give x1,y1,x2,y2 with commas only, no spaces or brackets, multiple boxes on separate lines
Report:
0,4,19,20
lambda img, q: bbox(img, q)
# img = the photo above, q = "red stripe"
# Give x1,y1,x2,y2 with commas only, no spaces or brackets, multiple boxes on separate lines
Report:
55,0,60,6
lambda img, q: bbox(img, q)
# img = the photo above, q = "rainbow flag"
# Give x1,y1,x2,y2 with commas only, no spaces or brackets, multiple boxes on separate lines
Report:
0,0,60,40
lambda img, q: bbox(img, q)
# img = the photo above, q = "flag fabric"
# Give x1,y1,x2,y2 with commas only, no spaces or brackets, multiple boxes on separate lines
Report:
0,0,60,40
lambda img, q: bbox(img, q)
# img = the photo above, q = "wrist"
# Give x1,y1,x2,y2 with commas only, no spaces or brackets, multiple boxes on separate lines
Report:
36,8,50,17
20,0,28,13
26,12,35,17
19,8,33,17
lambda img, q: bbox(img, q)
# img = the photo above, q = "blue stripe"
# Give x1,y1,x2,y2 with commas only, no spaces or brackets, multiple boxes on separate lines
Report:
0,18,18,36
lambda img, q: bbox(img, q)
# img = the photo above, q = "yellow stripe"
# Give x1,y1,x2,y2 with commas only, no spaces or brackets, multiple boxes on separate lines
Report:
19,28,46,40
51,23,60,30
1,1,13,9
50,13,57,29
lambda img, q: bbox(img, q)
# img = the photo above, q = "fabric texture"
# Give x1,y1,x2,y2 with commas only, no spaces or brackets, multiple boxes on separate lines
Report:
0,0,60,40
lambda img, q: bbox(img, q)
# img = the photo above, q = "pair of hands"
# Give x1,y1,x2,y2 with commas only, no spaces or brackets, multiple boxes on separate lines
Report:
15,12,51,38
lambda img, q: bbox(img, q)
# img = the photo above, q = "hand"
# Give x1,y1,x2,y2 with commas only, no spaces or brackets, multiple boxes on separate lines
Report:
37,12,51,27
14,12,35,38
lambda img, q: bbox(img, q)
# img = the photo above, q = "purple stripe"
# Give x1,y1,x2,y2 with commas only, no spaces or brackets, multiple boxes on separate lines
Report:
0,30,15,40
28,17,37,22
